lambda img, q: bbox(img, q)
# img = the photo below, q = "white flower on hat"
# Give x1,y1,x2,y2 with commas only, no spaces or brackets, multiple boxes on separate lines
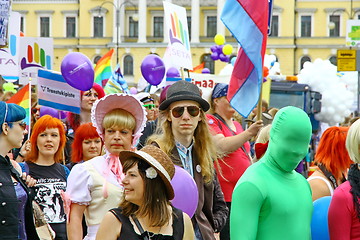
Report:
145,167,158,179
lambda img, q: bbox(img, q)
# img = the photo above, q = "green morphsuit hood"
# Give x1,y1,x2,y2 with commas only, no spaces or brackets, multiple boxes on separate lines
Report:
264,106,312,172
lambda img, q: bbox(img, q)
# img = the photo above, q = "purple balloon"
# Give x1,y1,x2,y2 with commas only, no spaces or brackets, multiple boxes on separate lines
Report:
211,52,219,61
40,106,61,119
223,55,230,63
171,166,199,217
166,67,180,78
210,45,217,53
219,53,228,62
202,68,210,74
141,54,166,86
129,87,137,95
61,52,94,91
216,45,224,54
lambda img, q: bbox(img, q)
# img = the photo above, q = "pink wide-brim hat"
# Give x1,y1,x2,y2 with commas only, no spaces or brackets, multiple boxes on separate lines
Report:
91,93,147,139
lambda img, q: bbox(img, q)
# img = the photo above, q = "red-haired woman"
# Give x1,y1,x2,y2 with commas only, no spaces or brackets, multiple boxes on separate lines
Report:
66,123,103,170
20,115,70,240
66,83,105,134
307,126,353,201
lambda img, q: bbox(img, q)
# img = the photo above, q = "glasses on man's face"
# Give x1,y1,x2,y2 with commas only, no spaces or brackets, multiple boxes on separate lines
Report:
143,104,156,110
32,107,40,114
170,106,201,118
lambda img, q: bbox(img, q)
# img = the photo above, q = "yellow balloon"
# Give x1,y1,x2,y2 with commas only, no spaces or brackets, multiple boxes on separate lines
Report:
222,44,233,55
214,34,225,45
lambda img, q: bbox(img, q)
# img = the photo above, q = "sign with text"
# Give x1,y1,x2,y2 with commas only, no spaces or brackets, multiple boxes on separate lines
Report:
38,69,80,114
0,11,20,82
163,1,192,69
0,0,11,46
337,49,356,71
346,20,360,47
19,37,53,85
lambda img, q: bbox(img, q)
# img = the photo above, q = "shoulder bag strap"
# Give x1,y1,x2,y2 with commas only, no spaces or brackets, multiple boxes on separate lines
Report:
213,113,252,162
131,215,149,240
318,164,338,189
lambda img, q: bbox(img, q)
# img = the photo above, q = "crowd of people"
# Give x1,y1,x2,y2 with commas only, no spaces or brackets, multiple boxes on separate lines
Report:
1,79,360,240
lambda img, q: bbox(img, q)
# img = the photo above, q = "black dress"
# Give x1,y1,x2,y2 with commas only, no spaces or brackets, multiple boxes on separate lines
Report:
110,206,184,240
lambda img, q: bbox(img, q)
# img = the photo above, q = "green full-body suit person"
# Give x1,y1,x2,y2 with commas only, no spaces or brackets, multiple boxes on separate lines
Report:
230,106,313,239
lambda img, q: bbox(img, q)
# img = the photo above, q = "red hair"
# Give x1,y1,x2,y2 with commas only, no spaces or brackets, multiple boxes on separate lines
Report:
27,115,67,163
67,83,105,131
71,122,102,163
315,126,353,180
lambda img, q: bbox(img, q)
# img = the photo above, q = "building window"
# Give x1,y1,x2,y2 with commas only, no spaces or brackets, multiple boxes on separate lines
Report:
66,17,76,38
40,17,50,37
329,15,340,37
269,15,278,37
94,16,103,37
187,16,191,40
207,16,217,37
153,16,164,37
329,55,337,66
300,56,311,70
201,54,215,74
20,16,24,33
300,15,311,37
129,16,138,38
123,55,133,75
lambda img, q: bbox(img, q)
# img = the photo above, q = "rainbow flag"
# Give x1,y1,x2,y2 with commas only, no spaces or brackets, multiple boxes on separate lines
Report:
7,83,30,125
94,49,114,87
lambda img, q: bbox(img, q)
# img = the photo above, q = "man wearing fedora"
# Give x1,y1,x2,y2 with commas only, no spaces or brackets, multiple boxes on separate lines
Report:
149,80,228,240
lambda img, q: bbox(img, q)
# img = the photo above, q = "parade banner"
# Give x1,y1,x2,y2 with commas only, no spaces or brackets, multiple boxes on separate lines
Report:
19,37,53,85
0,0,11,46
0,11,20,82
163,1,192,70
37,69,80,114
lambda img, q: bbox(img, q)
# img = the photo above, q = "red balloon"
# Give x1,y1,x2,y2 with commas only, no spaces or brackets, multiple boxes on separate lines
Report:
141,54,166,86
171,166,198,217
61,52,94,91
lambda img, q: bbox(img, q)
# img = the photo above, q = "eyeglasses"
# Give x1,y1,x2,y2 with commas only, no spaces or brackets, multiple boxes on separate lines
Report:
143,104,156,110
170,106,201,118
32,107,40,114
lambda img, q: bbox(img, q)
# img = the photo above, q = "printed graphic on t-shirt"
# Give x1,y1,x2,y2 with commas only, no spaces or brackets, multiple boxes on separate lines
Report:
35,178,66,223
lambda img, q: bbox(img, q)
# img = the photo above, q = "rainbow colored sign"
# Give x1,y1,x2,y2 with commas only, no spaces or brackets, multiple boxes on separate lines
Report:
163,2,192,70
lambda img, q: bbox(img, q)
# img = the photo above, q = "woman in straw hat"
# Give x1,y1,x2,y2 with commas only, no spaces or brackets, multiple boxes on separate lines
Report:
96,145,194,240
65,93,147,240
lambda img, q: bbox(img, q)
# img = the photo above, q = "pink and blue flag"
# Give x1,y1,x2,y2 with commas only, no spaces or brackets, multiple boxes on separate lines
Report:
221,0,269,117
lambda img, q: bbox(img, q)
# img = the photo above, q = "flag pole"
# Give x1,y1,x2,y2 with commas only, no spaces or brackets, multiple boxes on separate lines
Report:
27,77,32,139
256,75,263,121
180,67,185,81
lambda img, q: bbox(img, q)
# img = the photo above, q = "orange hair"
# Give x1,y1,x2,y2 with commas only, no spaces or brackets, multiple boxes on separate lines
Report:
27,115,66,163
315,126,353,180
71,122,102,163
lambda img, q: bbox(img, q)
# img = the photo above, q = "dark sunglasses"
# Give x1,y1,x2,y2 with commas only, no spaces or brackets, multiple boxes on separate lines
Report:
32,107,40,114
170,106,201,118
143,104,156,110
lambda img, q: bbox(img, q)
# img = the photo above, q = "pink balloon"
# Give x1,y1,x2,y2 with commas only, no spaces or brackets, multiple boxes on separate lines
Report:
171,165,198,217
129,87,137,95
61,52,94,91
140,54,165,86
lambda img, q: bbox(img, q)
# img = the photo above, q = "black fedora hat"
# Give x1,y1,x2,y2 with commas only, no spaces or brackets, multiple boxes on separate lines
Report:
159,81,210,111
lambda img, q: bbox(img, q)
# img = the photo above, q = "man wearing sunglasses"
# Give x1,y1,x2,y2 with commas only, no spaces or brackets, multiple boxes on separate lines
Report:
137,92,156,122
149,80,228,240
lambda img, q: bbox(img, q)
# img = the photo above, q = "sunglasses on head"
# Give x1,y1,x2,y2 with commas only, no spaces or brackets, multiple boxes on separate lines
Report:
170,106,201,118
143,104,156,110
32,107,40,114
